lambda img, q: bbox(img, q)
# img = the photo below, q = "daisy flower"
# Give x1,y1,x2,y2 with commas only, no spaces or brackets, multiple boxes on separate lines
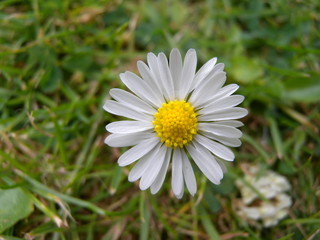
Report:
103,49,247,198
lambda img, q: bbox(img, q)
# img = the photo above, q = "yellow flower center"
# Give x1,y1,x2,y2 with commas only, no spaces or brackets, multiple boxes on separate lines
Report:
153,100,198,148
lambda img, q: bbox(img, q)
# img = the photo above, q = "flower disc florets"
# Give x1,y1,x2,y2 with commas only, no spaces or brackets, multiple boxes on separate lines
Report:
153,100,198,148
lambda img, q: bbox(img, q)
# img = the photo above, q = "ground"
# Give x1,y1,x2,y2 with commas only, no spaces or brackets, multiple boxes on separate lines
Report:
0,0,319,239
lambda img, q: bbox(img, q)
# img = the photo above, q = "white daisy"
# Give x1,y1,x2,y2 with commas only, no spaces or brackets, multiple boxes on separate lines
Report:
103,48,247,198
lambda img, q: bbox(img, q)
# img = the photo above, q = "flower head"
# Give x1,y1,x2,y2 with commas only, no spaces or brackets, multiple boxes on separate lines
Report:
104,49,247,198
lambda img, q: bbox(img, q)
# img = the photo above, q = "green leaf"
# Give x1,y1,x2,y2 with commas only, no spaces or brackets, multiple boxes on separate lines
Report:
204,188,221,213
62,52,93,72
277,160,297,175
0,188,34,233
39,65,62,93
211,174,235,196
282,218,320,225
283,76,320,103
139,192,150,240
267,116,285,159
198,205,221,240
276,233,295,240
109,165,123,195
230,56,264,84
0,235,24,240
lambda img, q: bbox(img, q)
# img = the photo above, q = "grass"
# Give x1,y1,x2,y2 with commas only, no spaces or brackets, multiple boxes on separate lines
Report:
0,0,319,239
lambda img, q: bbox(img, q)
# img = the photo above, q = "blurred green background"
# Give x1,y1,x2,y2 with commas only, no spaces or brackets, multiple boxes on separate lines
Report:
0,0,319,239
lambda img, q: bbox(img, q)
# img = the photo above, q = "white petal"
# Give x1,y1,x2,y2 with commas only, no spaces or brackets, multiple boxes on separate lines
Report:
198,107,248,121
121,72,163,107
150,148,172,194
103,100,153,122
106,121,153,134
201,131,242,147
104,132,153,147
199,95,244,115
192,57,217,90
118,137,159,167
147,53,168,100
128,144,161,182
179,49,197,99
216,158,227,173
217,83,239,96
169,48,182,94
213,120,244,128
176,190,184,199
181,151,197,196
171,149,184,198
194,135,235,161
201,84,240,108
187,142,223,184
198,123,243,138
137,60,163,99
189,72,226,107
139,145,167,190
158,52,175,100
219,137,241,147
212,62,225,73
109,88,156,115
194,62,225,91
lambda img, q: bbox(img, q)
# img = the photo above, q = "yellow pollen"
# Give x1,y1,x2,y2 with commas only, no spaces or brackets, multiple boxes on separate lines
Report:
152,100,198,148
